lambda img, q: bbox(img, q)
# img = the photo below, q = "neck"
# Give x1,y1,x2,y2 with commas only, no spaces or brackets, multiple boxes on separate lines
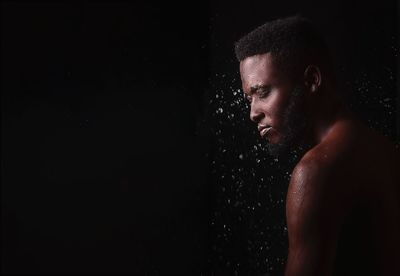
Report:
308,87,349,145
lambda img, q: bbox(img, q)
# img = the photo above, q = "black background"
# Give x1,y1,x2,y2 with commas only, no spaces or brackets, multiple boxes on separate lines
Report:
2,1,398,274
2,2,209,274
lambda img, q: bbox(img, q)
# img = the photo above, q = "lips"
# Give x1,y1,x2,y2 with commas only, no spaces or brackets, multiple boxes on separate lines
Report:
258,124,272,138
259,126,272,138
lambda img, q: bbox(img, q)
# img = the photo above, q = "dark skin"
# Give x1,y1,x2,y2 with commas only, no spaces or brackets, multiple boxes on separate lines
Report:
240,53,400,275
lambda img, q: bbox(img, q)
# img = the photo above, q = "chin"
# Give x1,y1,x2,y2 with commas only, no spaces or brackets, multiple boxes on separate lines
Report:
266,142,288,158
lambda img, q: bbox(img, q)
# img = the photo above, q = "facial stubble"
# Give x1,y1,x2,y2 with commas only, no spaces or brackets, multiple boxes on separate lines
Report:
266,85,310,160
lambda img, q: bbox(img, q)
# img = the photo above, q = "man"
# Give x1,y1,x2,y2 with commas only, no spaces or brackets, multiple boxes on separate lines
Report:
235,16,400,275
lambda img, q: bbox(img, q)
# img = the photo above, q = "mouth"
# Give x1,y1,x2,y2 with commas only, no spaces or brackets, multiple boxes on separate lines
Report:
259,126,273,138
258,124,272,138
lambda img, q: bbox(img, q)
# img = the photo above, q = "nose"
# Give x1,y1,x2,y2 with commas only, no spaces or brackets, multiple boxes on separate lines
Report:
249,101,264,123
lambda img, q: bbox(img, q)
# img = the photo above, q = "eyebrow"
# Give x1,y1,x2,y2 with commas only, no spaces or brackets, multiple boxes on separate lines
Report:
249,84,271,94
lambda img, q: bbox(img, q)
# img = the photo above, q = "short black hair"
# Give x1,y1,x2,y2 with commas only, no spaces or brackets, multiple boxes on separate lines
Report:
235,16,333,80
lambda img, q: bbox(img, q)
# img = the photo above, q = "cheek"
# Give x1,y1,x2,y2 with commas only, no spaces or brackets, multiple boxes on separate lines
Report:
267,95,292,134
266,92,286,118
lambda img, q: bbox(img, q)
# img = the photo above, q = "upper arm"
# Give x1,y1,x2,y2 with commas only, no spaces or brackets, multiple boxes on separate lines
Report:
285,161,344,276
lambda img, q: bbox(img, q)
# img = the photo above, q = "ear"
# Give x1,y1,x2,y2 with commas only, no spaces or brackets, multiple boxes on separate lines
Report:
303,65,322,93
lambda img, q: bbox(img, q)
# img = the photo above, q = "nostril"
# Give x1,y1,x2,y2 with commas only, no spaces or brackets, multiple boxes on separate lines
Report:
250,112,264,123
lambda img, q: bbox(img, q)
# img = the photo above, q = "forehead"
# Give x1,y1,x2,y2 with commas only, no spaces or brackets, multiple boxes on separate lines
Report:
239,53,279,91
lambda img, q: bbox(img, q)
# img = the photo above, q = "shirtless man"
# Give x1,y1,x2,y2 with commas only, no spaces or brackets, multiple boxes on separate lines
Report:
235,16,400,275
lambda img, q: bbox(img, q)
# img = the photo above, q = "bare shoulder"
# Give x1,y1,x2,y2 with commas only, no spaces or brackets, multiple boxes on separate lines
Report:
286,151,346,233
284,144,347,275
286,116,399,227
286,124,356,227
287,153,343,211
285,117,400,275
287,132,350,202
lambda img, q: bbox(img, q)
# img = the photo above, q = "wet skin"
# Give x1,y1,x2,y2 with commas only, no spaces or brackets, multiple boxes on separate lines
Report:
240,53,400,275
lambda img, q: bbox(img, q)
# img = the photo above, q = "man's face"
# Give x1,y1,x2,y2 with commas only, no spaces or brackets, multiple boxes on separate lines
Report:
240,53,308,157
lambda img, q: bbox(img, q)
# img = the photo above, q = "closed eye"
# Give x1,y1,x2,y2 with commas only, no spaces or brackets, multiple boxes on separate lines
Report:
256,87,272,98
243,85,272,103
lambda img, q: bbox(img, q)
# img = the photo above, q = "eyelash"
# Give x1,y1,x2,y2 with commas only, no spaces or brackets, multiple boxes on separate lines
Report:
245,88,271,103
257,88,271,98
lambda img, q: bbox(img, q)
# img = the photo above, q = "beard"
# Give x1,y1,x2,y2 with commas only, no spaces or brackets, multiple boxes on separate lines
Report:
266,85,311,161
